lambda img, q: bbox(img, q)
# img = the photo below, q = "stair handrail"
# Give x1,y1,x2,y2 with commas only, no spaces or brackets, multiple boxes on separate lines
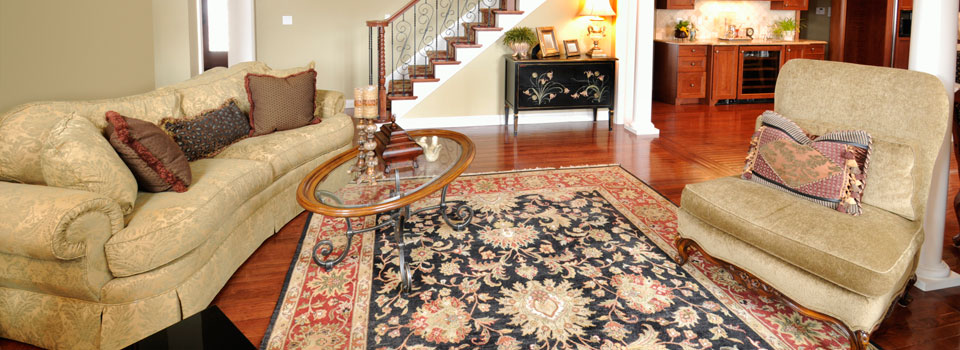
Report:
365,0,502,120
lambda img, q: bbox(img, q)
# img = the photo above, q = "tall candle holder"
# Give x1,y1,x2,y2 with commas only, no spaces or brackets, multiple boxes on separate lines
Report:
349,86,384,185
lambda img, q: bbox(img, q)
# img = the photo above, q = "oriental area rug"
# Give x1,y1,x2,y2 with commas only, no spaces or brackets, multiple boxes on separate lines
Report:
262,166,878,350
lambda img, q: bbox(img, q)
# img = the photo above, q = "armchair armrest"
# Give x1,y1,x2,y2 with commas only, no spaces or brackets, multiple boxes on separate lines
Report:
314,89,346,119
0,182,123,261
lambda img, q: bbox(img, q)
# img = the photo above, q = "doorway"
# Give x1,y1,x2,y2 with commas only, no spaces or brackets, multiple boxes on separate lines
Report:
201,0,229,71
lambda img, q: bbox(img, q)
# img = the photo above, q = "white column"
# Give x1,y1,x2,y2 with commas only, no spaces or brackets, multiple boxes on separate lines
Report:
616,0,659,136
227,0,256,65
909,0,960,291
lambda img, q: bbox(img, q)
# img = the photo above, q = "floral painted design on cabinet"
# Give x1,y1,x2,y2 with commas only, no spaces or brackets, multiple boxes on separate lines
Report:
522,71,569,105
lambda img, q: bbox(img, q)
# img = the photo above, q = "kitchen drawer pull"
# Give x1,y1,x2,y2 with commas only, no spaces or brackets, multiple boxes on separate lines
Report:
690,84,695,87
690,62,696,66
691,49,696,52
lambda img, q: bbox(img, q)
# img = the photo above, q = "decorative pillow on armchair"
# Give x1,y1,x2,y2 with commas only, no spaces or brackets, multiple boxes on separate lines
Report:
245,69,319,137
742,111,872,215
160,99,250,161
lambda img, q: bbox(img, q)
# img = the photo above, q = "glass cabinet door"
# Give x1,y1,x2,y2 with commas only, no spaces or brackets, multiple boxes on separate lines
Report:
739,47,781,98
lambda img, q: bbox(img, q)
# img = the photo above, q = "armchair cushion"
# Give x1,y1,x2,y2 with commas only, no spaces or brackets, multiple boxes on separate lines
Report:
680,176,922,297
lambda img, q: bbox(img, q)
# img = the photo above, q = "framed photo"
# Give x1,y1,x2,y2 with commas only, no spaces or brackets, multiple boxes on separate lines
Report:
536,26,560,58
563,39,581,57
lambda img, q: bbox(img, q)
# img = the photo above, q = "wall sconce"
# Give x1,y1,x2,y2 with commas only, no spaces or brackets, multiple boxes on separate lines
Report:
577,0,616,58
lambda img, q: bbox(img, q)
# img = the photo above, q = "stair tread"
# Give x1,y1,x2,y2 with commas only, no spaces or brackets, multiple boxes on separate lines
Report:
452,43,482,48
432,60,461,65
411,78,440,82
480,9,524,14
387,95,418,100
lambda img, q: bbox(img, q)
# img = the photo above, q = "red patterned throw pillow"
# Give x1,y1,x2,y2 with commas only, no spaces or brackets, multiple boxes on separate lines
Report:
742,111,871,215
105,111,192,193
245,69,319,137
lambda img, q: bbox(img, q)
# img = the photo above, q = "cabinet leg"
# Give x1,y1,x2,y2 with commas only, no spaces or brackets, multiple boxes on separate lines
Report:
593,108,598,122
504,104,509,126
608,109,614,131
513,112,519,136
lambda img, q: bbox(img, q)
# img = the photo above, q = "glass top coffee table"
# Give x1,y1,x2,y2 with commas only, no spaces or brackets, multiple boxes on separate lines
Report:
297,129,475,292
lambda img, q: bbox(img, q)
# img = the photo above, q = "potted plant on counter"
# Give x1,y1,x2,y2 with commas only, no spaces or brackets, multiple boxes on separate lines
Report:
674,20,692,39
503,27,538,59
773,18,799,41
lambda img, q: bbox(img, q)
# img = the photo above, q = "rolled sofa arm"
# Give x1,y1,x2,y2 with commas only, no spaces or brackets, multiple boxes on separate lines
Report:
0,182,123,261
315,89,346,120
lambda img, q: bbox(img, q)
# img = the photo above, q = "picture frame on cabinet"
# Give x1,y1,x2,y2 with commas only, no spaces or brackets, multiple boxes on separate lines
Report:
563,39,581,57
536,26,560,58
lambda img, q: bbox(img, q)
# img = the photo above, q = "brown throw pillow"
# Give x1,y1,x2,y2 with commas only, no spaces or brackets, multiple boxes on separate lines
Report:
245,69,319,137
160,99,250,161
105,111,192,193
742,111,871,215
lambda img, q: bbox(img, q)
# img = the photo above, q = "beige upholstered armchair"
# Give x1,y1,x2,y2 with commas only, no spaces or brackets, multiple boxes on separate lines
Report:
675,59,950,350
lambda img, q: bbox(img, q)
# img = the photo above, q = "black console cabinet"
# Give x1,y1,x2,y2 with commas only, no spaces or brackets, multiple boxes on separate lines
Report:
504,55,617,135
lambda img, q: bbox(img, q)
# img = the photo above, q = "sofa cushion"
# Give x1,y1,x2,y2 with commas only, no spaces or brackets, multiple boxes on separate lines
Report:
859,140,917,220
174,62,269,116
41,114,139,215
679,176,921,297
104,158,273,277
215,112,353,179
106,112,192,193
160,99,250,161
0,92,181,185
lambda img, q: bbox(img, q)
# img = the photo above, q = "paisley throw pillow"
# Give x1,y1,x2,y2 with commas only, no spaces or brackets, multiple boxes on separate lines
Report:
160,99,250,161
742,111,872,215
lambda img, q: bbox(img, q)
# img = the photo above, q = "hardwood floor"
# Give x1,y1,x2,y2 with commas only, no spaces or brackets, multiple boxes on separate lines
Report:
2,101,958,349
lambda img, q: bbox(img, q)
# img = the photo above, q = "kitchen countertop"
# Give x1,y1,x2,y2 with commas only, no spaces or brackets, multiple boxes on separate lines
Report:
655,38,828,46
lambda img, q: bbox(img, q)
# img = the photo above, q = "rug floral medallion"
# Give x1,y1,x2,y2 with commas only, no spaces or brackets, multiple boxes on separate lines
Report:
262,166,870,350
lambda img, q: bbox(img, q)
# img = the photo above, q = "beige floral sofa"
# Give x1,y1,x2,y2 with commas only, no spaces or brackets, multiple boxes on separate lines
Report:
0,62,354,349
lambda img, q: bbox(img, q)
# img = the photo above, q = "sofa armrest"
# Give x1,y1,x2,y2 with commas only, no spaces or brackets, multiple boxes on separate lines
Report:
315,89,346,119
0,182,124,261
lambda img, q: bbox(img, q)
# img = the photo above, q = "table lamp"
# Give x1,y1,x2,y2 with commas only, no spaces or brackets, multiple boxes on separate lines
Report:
578,0,616,58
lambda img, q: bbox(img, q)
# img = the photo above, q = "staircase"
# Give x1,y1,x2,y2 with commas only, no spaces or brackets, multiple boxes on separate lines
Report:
367,0,546,121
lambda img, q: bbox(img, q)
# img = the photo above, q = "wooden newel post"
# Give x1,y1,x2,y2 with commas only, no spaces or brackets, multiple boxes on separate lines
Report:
377,26,387,120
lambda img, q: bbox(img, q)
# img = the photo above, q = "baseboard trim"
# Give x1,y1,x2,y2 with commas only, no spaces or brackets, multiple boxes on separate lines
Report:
396,109,613,130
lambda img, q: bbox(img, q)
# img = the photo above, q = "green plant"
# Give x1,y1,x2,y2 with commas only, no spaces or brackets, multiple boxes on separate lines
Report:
674,19,691,32
772,18,802,36
503,27,538,47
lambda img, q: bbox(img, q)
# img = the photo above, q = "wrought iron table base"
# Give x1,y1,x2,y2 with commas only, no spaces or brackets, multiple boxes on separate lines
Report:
312,185,473,293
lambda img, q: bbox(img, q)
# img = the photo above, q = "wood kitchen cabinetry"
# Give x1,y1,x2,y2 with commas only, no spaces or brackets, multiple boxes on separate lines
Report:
770,0,809,10
709,46,738,105
655,0,695,9
653,42,707,104
655,40,827,106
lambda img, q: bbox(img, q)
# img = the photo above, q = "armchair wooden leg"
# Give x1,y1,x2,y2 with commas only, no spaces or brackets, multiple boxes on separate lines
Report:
675,237,694,266
897,275,917,307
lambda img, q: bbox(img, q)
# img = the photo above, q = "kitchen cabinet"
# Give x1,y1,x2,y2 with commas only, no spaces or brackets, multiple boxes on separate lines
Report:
802,44,826,60
781,44,824,67
654,40,827,105
709,46,739,105
653,42,707,105
655,0,695,10
770,0,809,10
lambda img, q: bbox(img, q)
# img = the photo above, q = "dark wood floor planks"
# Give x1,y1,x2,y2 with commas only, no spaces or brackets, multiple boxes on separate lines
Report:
2,101,958,349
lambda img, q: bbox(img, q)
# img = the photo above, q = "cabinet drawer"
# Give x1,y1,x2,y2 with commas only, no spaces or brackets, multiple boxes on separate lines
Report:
803,44,826,58
678,56,707,72
678,45,708,57
677,72,706,97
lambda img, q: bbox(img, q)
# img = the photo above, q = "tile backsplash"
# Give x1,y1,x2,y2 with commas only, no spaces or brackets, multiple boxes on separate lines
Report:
655,1,797,40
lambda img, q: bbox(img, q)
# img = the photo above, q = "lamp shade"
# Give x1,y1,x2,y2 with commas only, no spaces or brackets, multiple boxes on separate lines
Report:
578,0,616,19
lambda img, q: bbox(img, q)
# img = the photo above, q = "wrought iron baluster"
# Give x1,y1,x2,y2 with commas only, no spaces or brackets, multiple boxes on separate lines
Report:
413,7,417,80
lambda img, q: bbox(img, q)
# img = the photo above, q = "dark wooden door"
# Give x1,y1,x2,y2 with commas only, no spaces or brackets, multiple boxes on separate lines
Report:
710,46,739,104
